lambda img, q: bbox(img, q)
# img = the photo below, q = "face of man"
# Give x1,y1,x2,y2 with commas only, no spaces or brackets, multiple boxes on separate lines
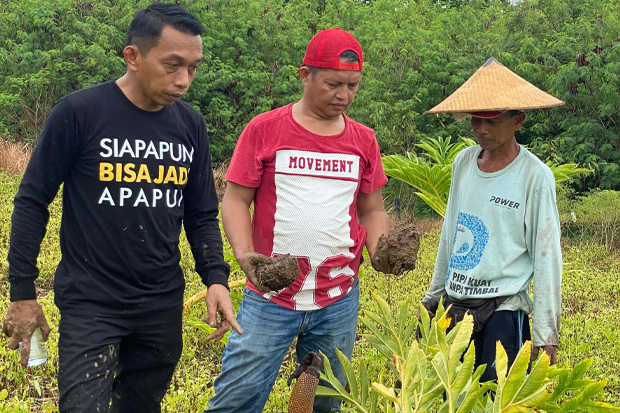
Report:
470,111,525,152
131,25,203,111
301,61,361,119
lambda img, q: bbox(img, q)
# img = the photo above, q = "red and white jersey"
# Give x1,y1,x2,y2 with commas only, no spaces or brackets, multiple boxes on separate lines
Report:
226,103,387,310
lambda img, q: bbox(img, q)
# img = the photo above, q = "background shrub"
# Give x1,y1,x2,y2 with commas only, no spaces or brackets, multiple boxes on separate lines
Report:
0,0,618,190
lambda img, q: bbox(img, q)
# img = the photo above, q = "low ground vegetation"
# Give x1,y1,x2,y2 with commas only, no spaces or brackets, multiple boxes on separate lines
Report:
0,171,619,411
319,299,617,412
557,189,620,249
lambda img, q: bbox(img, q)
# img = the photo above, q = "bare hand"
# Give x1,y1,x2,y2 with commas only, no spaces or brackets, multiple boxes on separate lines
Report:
237,252,272,292
2,300,50,368
531,345,558,365
203,284,243,342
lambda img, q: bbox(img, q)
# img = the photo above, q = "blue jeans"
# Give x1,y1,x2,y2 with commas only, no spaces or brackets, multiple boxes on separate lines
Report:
207,280,359,413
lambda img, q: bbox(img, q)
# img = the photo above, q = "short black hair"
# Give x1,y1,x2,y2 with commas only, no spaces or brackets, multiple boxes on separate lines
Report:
305,50,360,76
125,3,206,55
339,50,360,63
508,110,525,117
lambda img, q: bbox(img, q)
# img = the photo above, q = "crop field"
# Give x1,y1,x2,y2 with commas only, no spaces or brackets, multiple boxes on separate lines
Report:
0,171,619,411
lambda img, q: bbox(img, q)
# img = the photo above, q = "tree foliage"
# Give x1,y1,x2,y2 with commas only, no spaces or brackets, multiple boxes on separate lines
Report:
0,0,618,189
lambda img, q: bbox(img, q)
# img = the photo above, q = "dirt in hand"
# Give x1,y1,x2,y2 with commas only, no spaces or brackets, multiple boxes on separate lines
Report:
255,254,300,291
374,221,421,275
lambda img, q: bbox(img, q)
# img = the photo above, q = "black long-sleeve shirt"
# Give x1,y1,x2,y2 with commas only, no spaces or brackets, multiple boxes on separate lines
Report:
8,81,229,316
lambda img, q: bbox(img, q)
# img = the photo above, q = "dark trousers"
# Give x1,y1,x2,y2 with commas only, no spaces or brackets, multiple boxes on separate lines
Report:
471,310,531,382
58,306,183,413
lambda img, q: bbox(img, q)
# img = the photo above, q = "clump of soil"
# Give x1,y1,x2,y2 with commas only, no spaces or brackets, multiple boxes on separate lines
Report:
374,222,421,275
255,254,300,291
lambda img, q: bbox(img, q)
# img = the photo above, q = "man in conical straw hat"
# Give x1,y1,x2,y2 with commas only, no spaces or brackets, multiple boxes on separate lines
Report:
420,57,563,381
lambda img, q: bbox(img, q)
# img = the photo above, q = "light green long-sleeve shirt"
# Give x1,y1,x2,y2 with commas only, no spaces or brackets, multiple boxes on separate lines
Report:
422,145,562,347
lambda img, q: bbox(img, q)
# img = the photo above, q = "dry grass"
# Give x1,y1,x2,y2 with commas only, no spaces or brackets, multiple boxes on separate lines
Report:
413,217,444,234
390,216,443,235
0,138,31,174
213,161,229,202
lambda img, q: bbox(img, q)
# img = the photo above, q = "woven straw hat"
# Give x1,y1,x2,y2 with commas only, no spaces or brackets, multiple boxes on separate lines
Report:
427,57,564,119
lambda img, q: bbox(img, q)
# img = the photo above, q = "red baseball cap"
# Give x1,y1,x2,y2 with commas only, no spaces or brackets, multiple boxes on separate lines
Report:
298,28,363,72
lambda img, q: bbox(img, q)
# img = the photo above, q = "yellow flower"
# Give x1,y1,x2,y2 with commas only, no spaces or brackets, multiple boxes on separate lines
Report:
437,316,451,331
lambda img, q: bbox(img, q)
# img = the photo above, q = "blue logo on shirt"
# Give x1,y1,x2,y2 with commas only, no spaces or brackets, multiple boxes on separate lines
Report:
446,212,489,281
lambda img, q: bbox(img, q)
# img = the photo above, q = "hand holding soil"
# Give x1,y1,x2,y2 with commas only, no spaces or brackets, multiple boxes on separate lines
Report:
372,222,421,275
238,252,300,292
2,299,50,368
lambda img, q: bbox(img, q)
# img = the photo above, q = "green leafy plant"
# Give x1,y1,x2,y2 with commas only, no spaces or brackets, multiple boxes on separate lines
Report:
183,281,244,345
415,136,478,167
541,358,618,412
184,290,243,345
547,163,593,186
316,294,619,412
182,255,246,344
383,137,591,217
382,154,452,217
382,136,475,217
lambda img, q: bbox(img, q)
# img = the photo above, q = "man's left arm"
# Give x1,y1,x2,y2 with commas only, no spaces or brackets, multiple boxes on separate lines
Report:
357,190,390,261
358,135,390,264
183,121,241,341
526,184,562,364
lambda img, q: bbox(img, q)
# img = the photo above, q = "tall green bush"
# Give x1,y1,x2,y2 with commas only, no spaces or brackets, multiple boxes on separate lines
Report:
0,0,618,188
0,0,128,141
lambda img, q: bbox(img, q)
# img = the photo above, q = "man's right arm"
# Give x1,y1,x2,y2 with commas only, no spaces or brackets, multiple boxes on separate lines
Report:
221,182,255,260
4,97,79,366
421,222,451,313
421,162,460,312
8,97,79,300
221,182,271,291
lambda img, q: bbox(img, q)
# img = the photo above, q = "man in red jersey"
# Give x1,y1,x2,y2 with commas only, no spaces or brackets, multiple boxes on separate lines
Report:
207,28,391,412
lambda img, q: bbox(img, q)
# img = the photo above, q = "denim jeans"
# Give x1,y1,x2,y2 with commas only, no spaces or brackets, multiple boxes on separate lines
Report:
207,279,359,413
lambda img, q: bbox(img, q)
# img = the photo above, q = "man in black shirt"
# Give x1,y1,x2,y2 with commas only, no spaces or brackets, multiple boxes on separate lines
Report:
2,4,241,412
